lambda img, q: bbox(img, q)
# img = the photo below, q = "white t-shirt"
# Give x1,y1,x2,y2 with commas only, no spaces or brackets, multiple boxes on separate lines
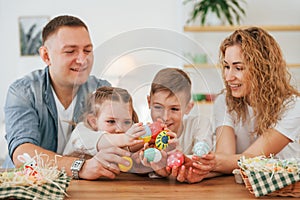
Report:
178,115,214,156
52,88,77,154
213,93,300,159
63,122,105,157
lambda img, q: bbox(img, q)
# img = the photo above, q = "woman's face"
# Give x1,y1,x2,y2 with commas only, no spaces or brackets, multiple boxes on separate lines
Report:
223,45,250,98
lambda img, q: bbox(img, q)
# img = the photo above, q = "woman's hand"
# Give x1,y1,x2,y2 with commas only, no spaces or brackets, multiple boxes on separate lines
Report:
169,153,216,183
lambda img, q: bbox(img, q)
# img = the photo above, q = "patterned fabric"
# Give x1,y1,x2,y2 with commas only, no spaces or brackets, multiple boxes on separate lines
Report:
0,172,71,200
244,170,300,197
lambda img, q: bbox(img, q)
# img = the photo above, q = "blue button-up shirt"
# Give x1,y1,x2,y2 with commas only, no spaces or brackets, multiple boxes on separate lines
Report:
3,67,110,167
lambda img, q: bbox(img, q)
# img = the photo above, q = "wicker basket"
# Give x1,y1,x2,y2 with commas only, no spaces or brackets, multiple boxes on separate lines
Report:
240,169,300,197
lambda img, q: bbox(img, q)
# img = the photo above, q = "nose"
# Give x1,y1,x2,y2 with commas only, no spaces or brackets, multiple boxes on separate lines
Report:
76,51,88,64
115,123,127,134
225,68,235,82
161,109,170,123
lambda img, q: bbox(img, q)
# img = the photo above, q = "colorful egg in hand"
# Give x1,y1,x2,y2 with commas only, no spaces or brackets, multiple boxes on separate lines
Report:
150,121,163,140
167,151,184,168
144,148,162,163
155,131,170,150
139,125,152,143
118,156,133,172
193,141,210,157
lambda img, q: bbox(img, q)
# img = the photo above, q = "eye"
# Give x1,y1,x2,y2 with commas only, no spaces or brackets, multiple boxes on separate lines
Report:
84,49,92,54
153,105,163,110
106,120,116,124
171,107,180,111
124,120,133,125
236,65,244,71
64,50,75,54
223,65,230,69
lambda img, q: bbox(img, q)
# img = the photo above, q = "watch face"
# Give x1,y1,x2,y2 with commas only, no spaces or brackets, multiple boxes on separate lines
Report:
71,159,84,170
73,161,81,168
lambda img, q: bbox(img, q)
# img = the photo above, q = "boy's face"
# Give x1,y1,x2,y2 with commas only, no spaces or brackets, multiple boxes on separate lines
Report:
89,100,133,133
148,90,193,136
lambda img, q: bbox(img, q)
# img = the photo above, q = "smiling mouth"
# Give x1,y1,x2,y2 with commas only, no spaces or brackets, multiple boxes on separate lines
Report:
70,67,87,72
228,83,242,89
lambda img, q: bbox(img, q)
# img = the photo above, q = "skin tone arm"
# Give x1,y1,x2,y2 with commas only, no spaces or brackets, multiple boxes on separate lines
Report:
96,123,145,150
13,143,131,180
213,126,291,174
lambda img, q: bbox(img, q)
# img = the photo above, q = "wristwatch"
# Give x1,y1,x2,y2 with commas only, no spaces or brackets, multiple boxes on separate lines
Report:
70,158,85,179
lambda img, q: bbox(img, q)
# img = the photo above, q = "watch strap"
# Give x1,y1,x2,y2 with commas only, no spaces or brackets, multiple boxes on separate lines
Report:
71,158,85,179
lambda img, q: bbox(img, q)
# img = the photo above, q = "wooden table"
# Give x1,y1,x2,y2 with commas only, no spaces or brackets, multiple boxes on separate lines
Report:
66,173,287,200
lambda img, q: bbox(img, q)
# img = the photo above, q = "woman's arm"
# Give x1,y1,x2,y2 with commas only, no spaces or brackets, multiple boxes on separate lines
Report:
214,128,291,174
212,125,241,174
243,128,291,157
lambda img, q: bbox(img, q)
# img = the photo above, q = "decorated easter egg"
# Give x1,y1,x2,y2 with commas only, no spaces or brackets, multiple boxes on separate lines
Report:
150,121,163,140
193,141,210,157
118,156,133,172
167,151,184,168
139,125,152,143
144,148,162,163
155,131,170,150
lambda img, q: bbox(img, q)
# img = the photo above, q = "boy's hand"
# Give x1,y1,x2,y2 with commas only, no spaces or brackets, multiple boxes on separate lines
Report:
164,130,178,152
139,144,169,177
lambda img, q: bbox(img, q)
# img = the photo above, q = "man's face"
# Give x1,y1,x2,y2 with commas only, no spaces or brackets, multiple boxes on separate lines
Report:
43,26,94,89
148,90,192,135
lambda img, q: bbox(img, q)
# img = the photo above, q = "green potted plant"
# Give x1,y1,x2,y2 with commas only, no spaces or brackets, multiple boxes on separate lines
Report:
184,0,246,26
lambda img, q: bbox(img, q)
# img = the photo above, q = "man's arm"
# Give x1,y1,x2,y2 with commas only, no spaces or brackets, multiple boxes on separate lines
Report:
13,143,77,176
13,143,132,180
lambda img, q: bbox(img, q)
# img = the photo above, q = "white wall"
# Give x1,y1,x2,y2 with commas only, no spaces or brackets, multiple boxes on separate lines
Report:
0,0,300,123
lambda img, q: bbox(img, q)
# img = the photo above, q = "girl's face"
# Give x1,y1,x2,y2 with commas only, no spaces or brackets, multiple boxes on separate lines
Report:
223,45,250,98
148,90,193,137
94,100,133,133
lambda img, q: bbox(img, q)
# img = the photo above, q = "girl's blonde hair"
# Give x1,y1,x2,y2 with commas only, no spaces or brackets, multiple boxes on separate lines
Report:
83,86,138,129
219,27,300,135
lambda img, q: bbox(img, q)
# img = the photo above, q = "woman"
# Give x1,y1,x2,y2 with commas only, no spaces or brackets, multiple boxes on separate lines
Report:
178,27,300,183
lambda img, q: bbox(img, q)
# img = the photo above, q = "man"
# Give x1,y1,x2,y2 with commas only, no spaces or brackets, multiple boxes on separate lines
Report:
4,15,131,180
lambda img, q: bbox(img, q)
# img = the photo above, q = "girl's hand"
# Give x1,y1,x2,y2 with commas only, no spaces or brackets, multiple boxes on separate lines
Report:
124,122,145,146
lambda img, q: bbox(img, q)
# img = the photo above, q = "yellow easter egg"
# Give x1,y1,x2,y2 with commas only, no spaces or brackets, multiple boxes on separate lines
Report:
118,156,133,172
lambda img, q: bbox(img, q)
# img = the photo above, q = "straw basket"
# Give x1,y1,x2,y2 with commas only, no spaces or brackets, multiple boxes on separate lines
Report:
240,169,300,197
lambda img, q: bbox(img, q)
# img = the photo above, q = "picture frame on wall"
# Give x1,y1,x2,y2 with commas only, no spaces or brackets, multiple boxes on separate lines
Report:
19,16,49,56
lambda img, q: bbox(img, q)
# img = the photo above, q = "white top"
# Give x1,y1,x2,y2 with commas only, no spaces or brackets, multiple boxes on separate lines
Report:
63,122,105,157
213,93,300,159
52,88,76,154
178,115,214,156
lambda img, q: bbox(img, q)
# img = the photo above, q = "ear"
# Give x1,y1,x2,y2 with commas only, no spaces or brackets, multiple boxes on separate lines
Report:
39,46,51,66
147,95,151,108
87,114,98,131
184,101,194,115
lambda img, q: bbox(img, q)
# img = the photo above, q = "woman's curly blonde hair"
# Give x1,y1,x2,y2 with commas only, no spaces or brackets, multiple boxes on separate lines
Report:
219,27,300,136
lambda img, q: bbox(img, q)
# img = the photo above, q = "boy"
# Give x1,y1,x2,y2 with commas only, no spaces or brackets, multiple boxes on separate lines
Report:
143,68,214,180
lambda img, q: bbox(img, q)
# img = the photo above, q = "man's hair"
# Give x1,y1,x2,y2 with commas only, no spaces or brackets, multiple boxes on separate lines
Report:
150,68,192,102
42,15,88,44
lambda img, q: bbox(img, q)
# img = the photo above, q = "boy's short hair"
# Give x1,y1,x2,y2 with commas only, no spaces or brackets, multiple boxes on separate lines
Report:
150,68,192,102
